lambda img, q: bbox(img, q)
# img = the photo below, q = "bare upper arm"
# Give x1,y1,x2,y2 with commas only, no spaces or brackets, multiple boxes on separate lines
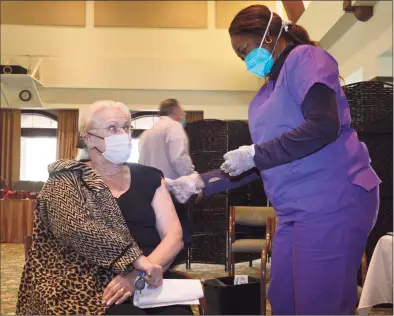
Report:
151,179,183,240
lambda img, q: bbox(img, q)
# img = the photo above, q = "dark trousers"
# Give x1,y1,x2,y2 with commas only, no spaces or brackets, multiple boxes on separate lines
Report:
106,301,193,315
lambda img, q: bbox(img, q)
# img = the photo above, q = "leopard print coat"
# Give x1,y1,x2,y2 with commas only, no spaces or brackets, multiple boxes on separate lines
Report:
16,160,143,315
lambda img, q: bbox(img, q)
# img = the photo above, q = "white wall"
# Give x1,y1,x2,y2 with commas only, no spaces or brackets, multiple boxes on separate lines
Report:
298,1,345,41
378,55,393,78
1,1,392,119
41,102,250,120
338,27,392,81
328,1,392,80
345,67,363,85
38,87,254,120
302,1,312,10
1,1,261,92
299,0,392,82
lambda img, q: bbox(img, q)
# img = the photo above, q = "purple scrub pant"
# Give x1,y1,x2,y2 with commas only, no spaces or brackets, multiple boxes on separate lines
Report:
268,183,379,315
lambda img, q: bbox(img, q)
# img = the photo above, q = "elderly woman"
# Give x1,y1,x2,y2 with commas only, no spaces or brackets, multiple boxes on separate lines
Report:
16,101,192,315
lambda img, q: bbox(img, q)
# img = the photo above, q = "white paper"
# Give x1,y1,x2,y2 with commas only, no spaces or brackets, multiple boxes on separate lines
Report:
133,279,204,309
234,275,248,285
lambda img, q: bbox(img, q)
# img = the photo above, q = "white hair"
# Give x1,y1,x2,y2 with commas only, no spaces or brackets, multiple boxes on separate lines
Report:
76,148,91,161
76,100,131,161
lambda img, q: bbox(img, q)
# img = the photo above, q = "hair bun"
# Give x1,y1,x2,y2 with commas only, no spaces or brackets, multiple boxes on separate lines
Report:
282,19,292,32
286,23,316,46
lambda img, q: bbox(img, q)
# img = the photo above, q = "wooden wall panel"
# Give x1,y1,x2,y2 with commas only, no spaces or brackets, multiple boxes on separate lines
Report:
215,1,276,29
0,1,86,26
94,1,208,28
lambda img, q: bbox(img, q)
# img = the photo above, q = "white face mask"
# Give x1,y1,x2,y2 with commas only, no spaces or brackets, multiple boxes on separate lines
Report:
89,133,132,164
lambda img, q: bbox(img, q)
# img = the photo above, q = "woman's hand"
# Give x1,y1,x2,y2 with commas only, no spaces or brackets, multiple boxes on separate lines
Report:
143,263,163,289
102,270,139,306
133,256,163,288
221,145,256,176
195,191,204,204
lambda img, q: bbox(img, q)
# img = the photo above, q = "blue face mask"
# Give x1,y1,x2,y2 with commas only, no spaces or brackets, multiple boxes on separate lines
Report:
243,9,284,79
245,48,274,78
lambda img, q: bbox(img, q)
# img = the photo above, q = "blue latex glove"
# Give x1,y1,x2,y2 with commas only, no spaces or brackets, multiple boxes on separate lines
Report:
221,145,256,176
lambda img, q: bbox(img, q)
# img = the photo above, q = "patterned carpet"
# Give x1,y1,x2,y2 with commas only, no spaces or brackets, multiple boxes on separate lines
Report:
1,244,392,315
0,244,266,315
1,244,24,315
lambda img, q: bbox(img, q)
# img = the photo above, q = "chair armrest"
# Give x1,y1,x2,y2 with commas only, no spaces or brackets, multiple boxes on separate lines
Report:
169,270,207,315
265,218,272,243
260,242,270,315
229,206,236,241
268,217,277,254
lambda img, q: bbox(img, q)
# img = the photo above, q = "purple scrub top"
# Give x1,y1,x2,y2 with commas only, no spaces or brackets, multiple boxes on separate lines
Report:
248,45,381,222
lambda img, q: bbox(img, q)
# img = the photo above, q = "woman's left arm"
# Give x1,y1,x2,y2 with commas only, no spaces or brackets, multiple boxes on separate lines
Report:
222,46,342,175
253,46,342,170
253,82,340,170
148,179,184,271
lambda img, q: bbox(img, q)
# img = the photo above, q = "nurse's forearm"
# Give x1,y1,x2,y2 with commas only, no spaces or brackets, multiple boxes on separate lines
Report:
254,83,340,170
201,168,261,196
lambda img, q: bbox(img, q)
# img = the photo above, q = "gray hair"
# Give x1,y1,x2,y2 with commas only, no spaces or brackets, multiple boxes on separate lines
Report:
76,100,131,161
159,98,180,116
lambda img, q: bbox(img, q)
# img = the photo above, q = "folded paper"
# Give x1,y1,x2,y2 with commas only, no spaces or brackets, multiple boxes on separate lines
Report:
133,279,204,309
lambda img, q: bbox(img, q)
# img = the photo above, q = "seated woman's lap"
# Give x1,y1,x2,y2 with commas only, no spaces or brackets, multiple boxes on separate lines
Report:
106,271,194,315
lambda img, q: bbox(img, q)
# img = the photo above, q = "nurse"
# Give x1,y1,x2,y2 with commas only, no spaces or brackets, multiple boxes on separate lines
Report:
165,4,381,315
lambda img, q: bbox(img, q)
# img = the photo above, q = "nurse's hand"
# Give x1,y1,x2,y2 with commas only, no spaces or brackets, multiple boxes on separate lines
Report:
195,191,204,204
221,145,256,177
165,173,205,203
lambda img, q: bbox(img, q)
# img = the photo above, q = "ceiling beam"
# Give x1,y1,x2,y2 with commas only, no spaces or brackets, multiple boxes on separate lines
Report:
282,1,305,23
343,0,374,22
370,76,393,83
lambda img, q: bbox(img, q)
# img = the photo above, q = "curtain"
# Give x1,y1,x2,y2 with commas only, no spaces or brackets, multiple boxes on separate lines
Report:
0,109,21,187
186,111,204,123
56,110,79,160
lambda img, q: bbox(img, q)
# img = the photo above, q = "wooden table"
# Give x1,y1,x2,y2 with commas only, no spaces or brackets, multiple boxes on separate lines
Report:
0,199,35,243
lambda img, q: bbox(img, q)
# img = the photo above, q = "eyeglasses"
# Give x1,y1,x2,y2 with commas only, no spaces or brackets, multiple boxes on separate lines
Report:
92,124,134,135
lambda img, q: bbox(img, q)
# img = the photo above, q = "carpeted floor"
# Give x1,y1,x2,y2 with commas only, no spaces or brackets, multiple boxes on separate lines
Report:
1,244,24,315
0,243,266,315
1,243,392,315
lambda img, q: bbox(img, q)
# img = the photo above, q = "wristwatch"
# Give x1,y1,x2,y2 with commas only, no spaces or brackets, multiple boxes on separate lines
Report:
134,271,146,294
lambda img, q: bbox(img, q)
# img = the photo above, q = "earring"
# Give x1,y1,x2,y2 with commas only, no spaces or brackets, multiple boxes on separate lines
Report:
265,37,273,44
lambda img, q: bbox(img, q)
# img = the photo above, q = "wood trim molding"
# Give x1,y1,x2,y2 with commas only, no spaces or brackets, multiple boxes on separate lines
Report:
282,1,305,23
370,76,393,83
215,1,276,29
94,1,207,28
0,1,86,26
